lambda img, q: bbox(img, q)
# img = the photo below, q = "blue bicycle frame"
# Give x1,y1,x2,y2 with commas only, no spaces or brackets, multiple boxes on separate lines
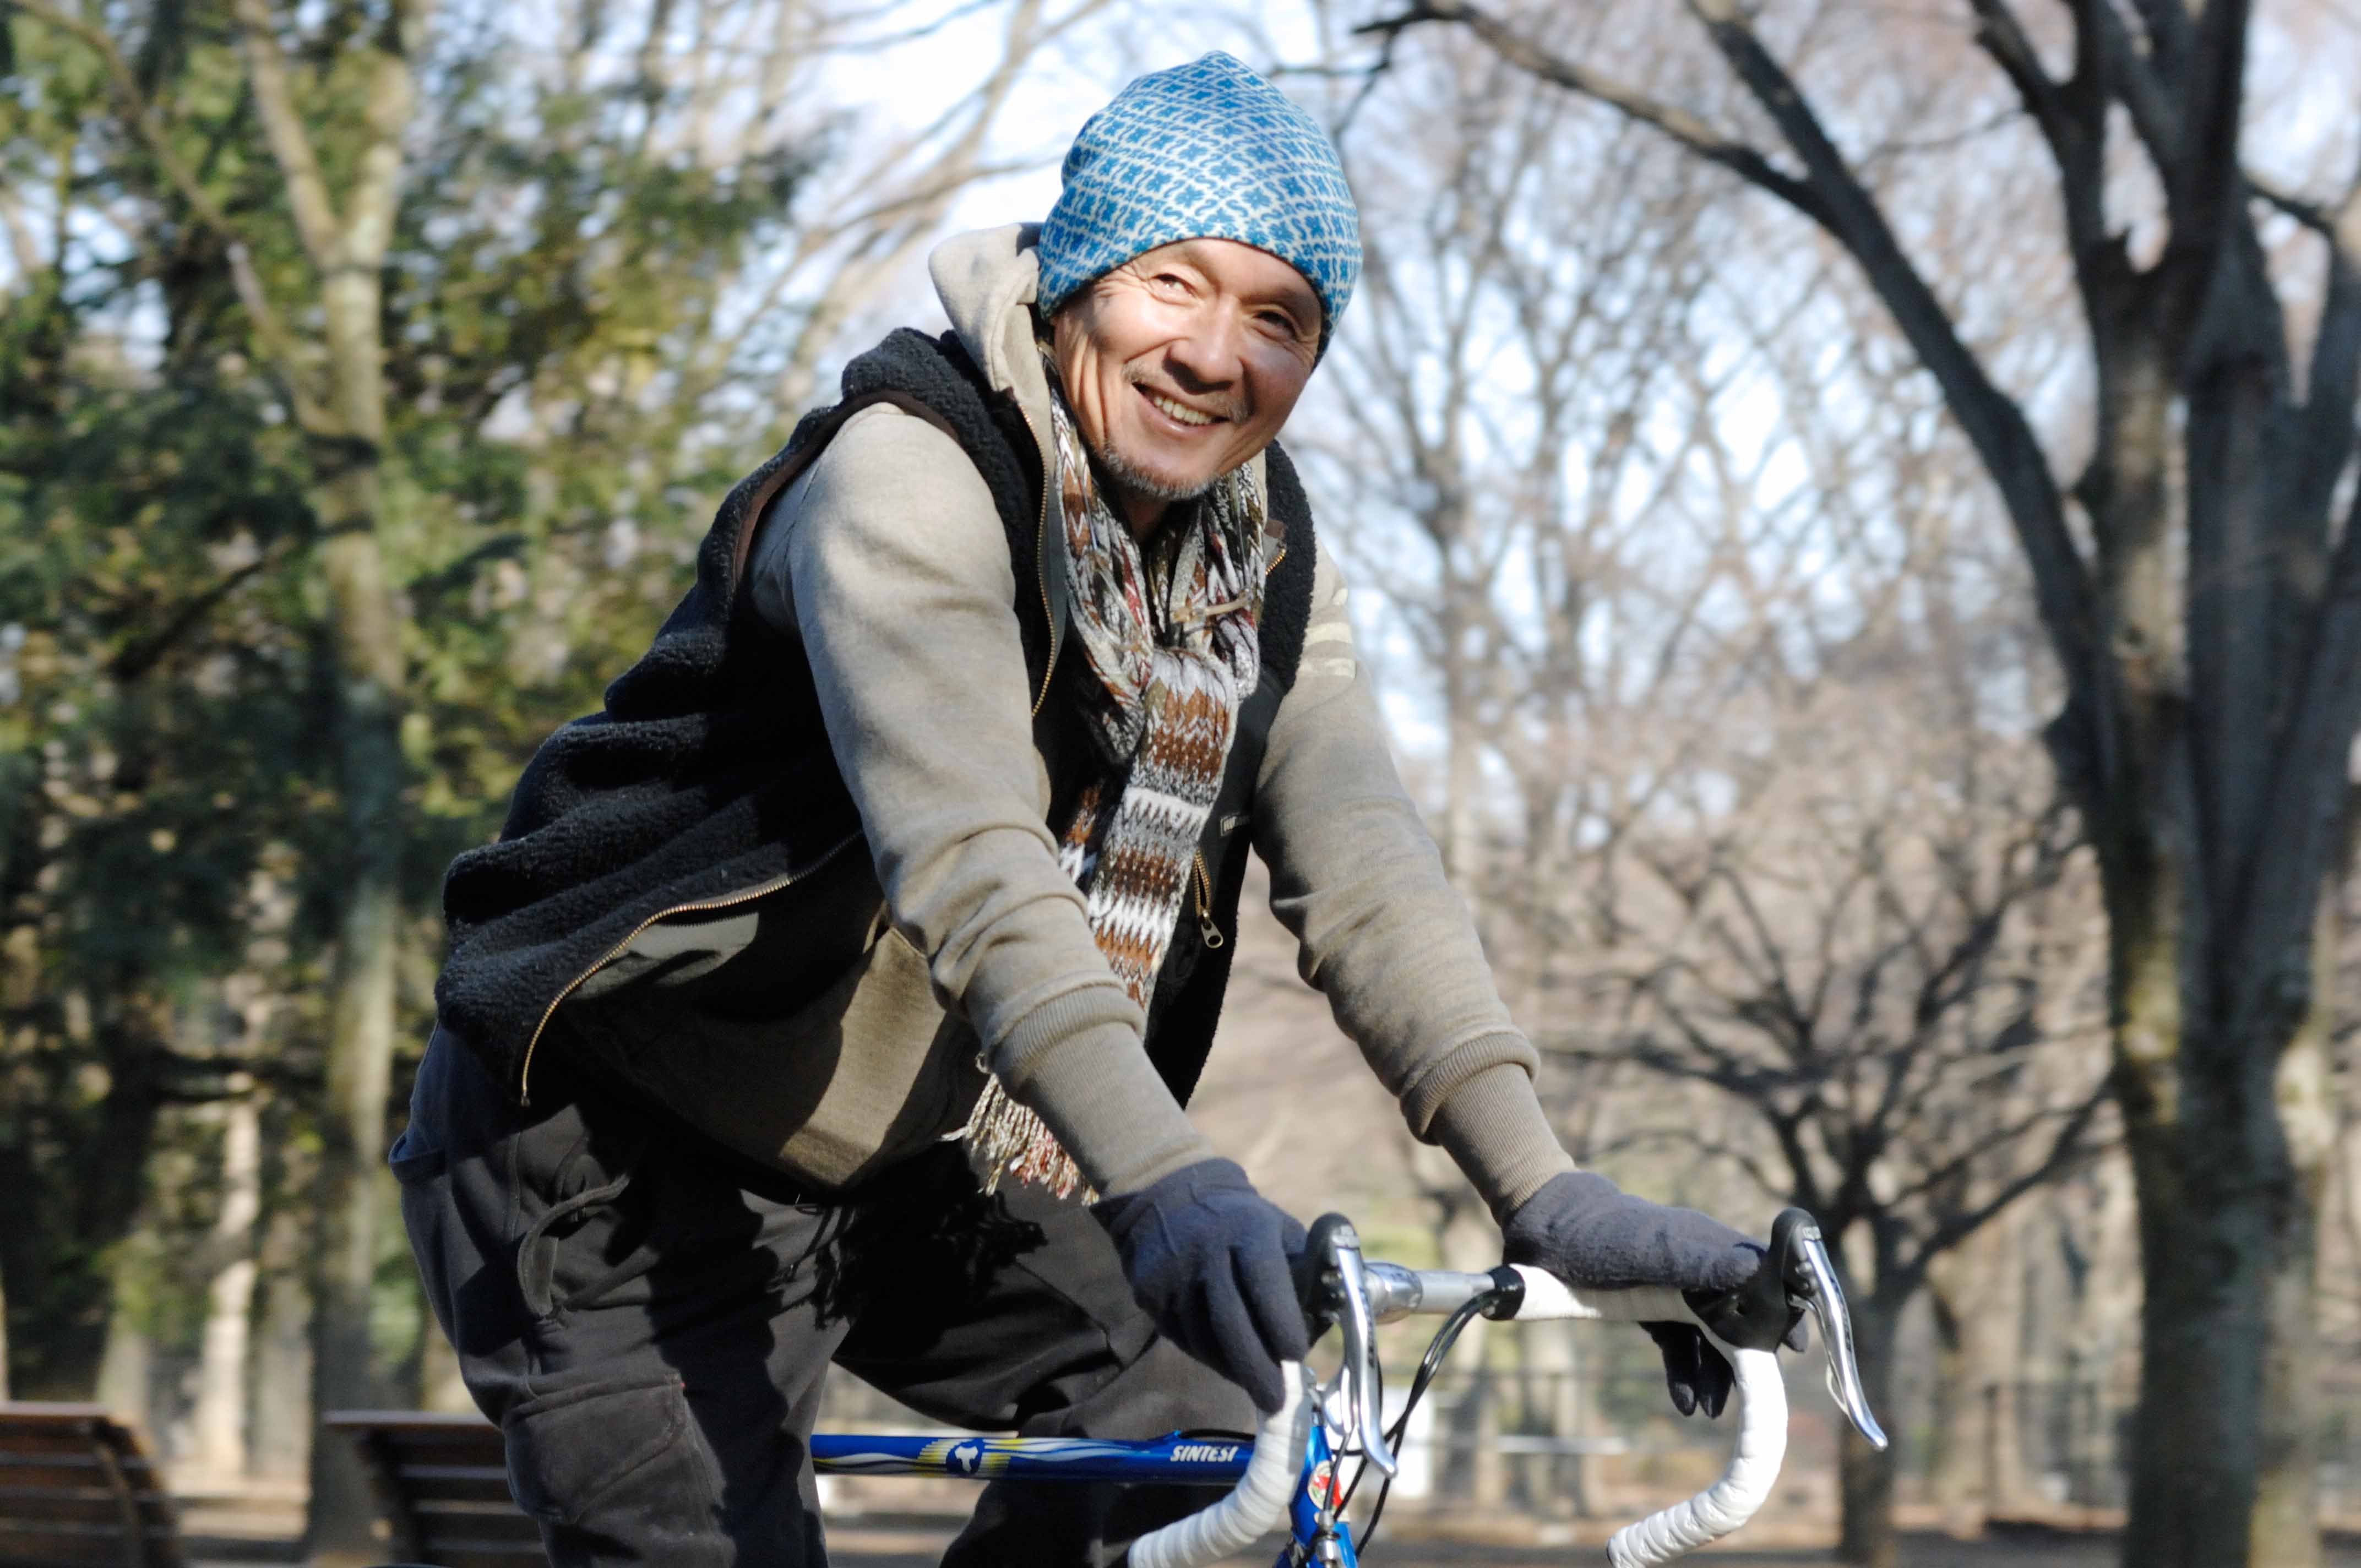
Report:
810,1421,1358,1565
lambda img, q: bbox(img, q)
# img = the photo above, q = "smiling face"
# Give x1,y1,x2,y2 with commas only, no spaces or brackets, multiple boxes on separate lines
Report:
1048,238,1322,537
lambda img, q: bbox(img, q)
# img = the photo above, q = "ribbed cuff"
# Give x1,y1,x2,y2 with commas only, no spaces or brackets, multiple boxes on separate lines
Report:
994,989,1212,1196
1397,1028,1544,1134
1426,1063,1577,1224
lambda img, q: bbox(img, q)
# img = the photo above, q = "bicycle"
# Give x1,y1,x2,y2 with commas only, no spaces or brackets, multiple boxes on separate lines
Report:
810,1207,1889,1567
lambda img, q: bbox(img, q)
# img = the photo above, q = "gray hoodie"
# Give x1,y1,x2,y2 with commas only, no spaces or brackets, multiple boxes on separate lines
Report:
584,225,1574,1211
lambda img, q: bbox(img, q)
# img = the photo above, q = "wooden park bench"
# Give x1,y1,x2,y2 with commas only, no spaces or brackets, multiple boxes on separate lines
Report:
323,1411,545,1567
0,1402,182,1567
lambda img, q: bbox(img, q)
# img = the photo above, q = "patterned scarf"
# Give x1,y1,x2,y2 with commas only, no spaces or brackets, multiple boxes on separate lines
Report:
962,355,1267,1199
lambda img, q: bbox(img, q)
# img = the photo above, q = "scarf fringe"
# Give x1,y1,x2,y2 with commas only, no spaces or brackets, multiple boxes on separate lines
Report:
962,1077,1095,1202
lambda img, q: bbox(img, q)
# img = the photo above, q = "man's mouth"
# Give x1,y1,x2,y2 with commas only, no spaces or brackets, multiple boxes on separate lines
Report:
1138,385,1227,429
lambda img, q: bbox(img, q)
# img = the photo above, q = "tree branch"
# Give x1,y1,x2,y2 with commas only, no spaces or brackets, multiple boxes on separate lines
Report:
225,244,332,431
2121,0,2193,88
1914,1084,2110,1263
2084,0,2182,173
13,0,324,413
1387,0,2101,747
1354,1,1836,226
1966,0,2074,159
228,0,346,269
14,0,245,242
338,0,437,280
106,554,278,683
2171,0,2254,247
1679,0,2100,722
2267,175,2361,537
2243,480,2361,1012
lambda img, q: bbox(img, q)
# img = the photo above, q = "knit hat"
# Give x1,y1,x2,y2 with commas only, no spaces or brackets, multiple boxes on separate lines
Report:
1036,52,1362,352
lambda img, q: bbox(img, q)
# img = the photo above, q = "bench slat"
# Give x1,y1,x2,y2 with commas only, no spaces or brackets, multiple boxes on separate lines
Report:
328,1412,543,1566
0,1402,182,1567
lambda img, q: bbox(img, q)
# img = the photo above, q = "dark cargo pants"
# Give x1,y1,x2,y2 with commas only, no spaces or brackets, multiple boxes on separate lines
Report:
394,1026,1252,1566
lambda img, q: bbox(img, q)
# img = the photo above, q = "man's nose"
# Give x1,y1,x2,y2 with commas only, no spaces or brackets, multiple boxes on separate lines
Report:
1164,309,1247,395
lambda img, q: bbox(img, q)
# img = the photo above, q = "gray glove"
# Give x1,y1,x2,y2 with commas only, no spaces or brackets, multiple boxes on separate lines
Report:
1091,1158,1310,1413
1503,1171,1797,1418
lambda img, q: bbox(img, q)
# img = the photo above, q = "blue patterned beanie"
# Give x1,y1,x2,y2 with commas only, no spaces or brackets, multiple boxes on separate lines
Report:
1037,53,1361,352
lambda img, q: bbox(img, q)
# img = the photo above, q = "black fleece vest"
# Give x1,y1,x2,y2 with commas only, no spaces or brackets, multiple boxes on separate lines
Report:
437,328,1318,1108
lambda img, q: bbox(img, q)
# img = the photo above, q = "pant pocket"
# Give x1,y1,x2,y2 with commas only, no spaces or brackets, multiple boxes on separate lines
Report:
503,1375,726,1566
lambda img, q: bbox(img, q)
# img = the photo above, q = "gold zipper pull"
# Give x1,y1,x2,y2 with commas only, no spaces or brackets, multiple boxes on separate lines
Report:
1193,852,1223,949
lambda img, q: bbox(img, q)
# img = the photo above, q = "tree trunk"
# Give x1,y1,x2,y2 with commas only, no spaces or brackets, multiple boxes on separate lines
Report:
1837,1293,1902,1568
1514,1316,1583,1515
24,1047,170,1401
252,1207,313,1485
302,75,418,1547
304,560,404,1554
419,1317,472,1415
192,1092,263,1482
2250,908,2339,1568
94,1298,150,1429
2118,1047,2280,1568
1929,1207,2027,1531
304,829,400,1562
1928,1290,1974,1534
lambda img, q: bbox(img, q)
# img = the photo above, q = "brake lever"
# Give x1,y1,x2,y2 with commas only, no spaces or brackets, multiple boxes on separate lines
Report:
1296,1213,1399,1478
1776,1210,1889,1452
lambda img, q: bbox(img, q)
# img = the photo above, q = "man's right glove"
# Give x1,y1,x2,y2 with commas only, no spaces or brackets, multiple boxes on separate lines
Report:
1502,1170,1802,1419
1091,1157,1310,1413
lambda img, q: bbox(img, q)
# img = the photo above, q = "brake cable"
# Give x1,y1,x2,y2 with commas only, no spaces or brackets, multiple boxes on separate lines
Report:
1335,1285,1503,1554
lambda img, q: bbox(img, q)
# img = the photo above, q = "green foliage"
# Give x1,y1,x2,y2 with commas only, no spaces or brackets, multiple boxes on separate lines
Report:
2,0,825,1395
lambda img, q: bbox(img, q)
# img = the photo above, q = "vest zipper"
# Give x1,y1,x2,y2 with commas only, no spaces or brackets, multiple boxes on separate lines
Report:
514,829,863,1106
1018,405,1062,717
1192,851,1223,949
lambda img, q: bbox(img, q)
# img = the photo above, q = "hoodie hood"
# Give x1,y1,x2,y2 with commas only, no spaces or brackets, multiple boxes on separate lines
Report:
924,224,1272,529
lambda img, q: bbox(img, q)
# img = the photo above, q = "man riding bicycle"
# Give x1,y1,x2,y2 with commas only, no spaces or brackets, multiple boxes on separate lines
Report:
399,53,1775,1566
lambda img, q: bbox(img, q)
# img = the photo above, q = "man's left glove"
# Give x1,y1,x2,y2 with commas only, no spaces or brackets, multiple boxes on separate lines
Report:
1092,1158,1311,1413
1502,1170,1803,1419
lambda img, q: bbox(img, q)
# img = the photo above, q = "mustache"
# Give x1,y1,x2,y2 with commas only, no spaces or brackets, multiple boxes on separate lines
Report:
1125,369,1246,422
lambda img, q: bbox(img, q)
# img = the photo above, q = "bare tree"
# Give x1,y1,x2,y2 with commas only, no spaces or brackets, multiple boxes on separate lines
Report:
1349,1,2361,1560
1560,624,2111,1564
1292,39,1743,1499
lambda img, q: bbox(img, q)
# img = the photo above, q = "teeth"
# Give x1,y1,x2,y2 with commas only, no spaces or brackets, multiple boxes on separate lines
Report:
1149,391,1215,427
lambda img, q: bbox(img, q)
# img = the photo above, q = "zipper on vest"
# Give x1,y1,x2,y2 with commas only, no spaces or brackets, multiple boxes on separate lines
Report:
1018,405,1062,717
514,829,863,1106
1192,852,1223,949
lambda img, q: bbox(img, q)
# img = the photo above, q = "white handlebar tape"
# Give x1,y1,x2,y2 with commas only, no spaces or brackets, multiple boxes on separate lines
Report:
1504,1267,1789,1568
1605,1345,1784,1568
1125,1363,1313,1568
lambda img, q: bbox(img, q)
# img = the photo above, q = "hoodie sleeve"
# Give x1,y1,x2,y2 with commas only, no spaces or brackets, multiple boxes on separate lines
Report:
1251,542,1576,1220
747,402,1214,1195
